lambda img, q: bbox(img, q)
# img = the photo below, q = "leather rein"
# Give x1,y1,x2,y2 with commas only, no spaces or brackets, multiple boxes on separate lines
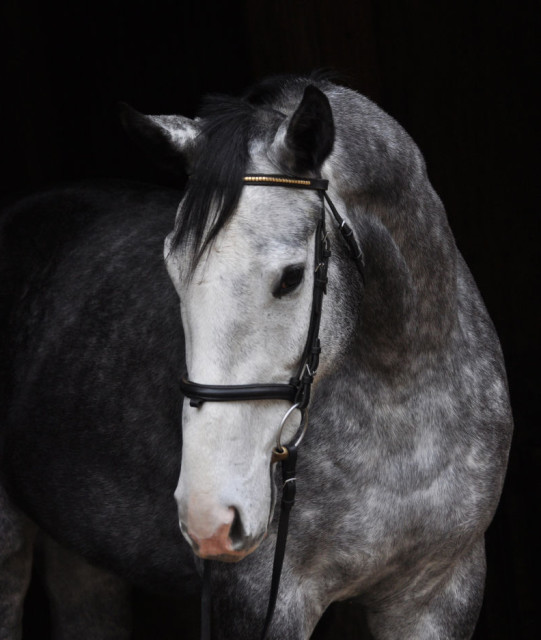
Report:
178,174,364,640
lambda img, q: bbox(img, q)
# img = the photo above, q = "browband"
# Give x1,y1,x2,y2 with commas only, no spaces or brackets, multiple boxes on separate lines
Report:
243,174,329,191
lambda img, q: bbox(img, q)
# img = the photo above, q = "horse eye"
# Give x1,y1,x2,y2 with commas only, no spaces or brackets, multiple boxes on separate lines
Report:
274,265,305,298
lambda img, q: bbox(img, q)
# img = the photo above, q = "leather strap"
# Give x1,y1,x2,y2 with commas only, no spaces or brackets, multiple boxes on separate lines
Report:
323,192,365,276
260,445,297,640
180,378,297,408
289,215,329,411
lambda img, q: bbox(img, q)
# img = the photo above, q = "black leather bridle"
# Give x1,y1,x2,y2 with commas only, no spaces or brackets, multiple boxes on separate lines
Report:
178,174,364,640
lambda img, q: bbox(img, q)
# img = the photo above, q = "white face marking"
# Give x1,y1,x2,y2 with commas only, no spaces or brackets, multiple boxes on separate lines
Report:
166,185,323,552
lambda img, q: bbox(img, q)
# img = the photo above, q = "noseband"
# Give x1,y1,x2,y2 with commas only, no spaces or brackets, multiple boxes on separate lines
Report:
178,174,364,640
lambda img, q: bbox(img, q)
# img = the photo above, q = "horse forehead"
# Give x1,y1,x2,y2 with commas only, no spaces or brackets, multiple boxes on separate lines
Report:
184,187,320,290
232,186,320,249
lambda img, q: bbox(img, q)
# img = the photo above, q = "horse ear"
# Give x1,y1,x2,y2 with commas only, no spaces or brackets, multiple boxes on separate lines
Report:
118,102,200,174
275,85,334,174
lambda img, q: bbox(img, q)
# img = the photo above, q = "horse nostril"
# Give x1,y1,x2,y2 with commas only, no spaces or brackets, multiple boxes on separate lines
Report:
228,507,245,549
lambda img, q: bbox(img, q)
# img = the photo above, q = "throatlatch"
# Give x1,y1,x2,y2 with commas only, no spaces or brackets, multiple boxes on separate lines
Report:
179,174,364,640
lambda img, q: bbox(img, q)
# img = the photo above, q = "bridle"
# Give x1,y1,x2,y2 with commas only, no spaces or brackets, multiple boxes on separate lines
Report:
178,174,364,640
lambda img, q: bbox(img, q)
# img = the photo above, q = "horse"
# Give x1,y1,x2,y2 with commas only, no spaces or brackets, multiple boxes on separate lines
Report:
0,74,512,639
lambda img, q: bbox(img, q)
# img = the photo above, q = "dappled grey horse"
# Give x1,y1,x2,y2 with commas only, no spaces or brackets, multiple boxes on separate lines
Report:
0,74,512,639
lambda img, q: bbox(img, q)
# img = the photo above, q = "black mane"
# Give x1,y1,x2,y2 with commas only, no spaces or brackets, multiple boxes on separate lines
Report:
170,74,330,269
170,95,258,266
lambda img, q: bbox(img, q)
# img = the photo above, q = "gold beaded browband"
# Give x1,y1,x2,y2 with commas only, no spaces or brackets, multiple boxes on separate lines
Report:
243,174,329,190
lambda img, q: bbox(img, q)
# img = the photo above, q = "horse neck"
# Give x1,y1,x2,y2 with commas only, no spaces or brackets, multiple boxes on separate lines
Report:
313,186,460,450
322,91,459,374
331,178,458,378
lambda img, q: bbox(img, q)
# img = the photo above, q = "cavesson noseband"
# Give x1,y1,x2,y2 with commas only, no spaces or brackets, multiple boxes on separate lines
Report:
178,174,364,640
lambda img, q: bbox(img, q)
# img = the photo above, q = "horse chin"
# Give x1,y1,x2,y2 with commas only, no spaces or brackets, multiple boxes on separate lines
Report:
193,542,262,563
190,531,266,563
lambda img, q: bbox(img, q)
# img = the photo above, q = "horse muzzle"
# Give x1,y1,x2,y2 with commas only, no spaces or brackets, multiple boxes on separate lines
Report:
179,498,265,562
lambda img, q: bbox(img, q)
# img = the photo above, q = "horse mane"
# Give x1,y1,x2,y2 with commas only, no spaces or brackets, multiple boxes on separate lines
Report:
170,72,334,270
170,96,256,267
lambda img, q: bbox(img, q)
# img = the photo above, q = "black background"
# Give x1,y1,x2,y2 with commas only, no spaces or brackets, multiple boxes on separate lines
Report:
1,1,539,638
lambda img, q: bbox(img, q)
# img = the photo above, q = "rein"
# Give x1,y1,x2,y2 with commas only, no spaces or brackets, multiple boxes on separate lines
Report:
179,174,364,640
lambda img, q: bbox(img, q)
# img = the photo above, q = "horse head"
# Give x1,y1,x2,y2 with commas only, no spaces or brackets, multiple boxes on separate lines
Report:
121,84,363,561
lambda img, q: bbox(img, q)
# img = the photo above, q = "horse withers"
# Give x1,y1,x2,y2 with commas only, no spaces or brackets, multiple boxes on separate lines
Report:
0,75,512,639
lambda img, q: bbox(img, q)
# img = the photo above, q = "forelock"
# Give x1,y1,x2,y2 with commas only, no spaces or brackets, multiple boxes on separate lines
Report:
169,74,329,272
170,96,256,268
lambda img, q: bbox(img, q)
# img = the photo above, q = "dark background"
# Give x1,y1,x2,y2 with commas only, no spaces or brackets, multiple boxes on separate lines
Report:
1,0,539,638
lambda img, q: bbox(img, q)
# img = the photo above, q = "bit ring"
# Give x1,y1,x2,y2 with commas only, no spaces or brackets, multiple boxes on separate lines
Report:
276,403,309,450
